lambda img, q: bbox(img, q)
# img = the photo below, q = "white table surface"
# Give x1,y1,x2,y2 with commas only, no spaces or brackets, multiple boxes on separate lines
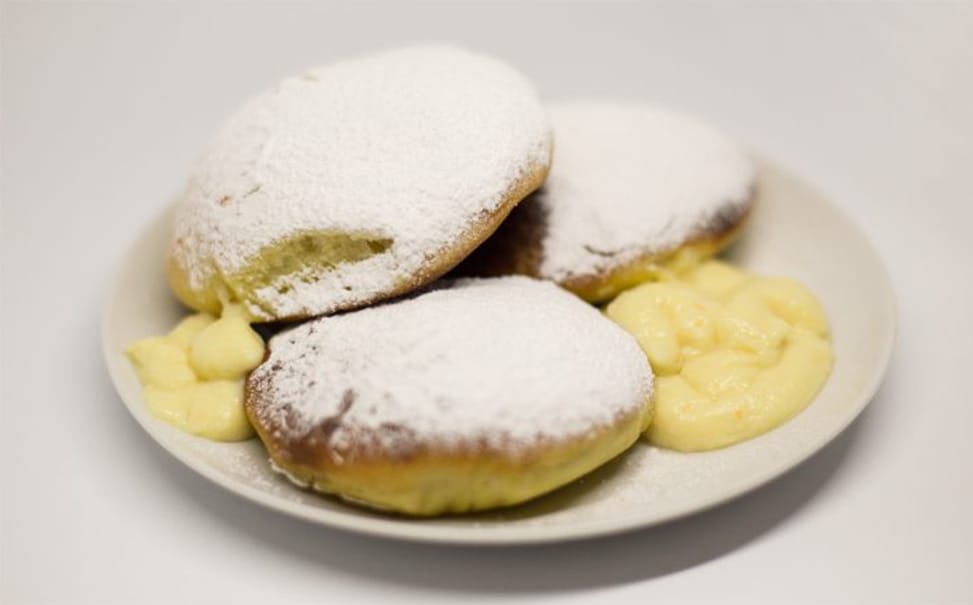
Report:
3,2,972,603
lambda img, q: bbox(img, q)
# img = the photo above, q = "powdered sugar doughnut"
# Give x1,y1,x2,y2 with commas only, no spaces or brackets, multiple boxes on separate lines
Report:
245,277,653,515
168,45,552,321
460,102,754,302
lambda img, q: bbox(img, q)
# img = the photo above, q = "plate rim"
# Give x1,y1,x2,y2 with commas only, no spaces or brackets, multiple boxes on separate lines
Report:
101,160,897,545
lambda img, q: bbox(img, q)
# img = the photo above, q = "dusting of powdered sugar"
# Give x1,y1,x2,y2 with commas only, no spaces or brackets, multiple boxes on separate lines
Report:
536,103,754,282
171,45,552,319
247,277,653,459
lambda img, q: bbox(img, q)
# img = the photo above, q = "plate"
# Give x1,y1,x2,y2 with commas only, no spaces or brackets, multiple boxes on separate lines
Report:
102,160,895,545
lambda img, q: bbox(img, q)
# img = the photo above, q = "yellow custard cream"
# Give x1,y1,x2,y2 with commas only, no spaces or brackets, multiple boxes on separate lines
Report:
126,305,265,441
606,260,833,452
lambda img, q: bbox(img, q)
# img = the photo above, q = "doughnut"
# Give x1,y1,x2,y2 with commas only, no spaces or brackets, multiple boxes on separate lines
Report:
168,45,552,321
245,277,654,515
459,102,755,302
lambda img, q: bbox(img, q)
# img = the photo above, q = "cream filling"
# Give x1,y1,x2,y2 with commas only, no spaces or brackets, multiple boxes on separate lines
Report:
126,304,265,441
605,260,834,452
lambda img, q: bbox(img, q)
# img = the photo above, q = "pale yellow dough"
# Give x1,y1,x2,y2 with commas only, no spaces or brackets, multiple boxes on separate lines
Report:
605,261,833,451
126,305,264,441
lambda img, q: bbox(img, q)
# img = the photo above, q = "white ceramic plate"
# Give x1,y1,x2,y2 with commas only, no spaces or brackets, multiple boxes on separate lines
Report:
102,160,895,545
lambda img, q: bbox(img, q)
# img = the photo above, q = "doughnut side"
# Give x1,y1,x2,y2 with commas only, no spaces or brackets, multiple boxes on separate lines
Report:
166,158,550,321
457,185,754,303
563,195,754,302
245,387,651,516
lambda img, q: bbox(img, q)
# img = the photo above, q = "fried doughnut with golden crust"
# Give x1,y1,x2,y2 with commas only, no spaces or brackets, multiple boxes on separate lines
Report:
245,277,654,515
169,46,552,321
459,102,754,302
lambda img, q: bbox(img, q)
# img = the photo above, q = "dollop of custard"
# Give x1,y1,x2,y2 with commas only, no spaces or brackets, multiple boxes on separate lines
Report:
605,261,833,452
126,305,265,441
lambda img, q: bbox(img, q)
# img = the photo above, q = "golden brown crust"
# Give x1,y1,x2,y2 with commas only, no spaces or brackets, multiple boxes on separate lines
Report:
244,373,650,515
166,159,550,322
565,198,755,302
455,185,756,303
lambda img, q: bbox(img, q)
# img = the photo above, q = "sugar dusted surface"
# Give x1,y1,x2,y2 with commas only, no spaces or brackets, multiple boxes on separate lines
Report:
537,103,754,281
171,45,552,319
248,277,653,459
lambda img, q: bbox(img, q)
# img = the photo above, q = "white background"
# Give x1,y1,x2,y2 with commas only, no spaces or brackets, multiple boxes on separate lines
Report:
3,2,972,603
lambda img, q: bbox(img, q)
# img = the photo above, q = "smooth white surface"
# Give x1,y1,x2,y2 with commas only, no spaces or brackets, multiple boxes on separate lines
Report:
2,1,971,602
101,161,894,545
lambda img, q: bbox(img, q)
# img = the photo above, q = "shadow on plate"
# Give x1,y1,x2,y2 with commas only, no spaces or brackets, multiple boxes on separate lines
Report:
134,390,876,593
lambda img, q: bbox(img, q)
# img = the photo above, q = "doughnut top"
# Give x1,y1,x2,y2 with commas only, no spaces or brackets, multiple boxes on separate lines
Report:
170,45,552,320
536,103,754,283
246,277,653,462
